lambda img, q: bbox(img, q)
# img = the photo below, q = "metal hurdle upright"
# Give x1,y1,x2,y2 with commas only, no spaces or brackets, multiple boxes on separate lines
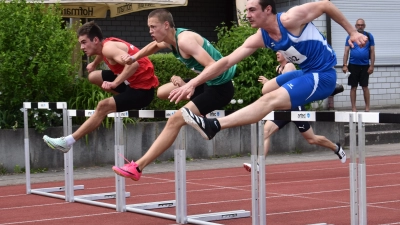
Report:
348,113,367,225
250,121,266,225
63,109,131,209
110,110,250,225
23,102,84,200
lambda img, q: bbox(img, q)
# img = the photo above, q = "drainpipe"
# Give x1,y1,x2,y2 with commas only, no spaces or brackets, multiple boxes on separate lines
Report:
326,15,335,110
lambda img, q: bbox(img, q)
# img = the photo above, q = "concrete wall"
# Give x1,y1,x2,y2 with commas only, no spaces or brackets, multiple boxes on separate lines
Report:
0,121,344,172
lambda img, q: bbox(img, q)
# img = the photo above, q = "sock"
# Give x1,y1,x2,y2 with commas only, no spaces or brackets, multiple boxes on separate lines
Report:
136,167,142,173
334,144,339,153
210,118,221,132
65,135,76,146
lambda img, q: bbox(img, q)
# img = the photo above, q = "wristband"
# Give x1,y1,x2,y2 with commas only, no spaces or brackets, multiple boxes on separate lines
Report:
343,65,347,67
130,55,136,63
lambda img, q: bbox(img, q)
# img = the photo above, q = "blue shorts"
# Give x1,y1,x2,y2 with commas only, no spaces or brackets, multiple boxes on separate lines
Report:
276,68,336,107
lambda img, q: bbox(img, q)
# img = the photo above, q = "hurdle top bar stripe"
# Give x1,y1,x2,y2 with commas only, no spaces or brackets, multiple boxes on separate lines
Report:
263,111,399,123
67,109,400,123
23,102,67,109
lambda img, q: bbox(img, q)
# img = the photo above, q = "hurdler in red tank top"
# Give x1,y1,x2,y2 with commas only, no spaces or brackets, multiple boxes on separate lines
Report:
102,37,159,89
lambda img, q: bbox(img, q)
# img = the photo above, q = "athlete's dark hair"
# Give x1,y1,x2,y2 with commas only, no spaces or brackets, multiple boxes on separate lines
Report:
77,21,103,41
259,0,277,14
148,9,175,28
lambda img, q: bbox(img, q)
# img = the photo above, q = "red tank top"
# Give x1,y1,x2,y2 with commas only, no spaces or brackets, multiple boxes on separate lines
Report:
102,37,159,89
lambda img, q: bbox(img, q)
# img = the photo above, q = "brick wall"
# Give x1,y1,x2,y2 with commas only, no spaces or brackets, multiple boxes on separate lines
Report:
334,67,400,109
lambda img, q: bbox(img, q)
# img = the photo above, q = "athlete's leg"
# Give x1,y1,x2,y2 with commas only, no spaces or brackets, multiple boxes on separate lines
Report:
134,81,233,171
135,101,200,171
300,126,336,151
300,126,346,163
72,98,117,141
157,82,179,99
263,121,280,157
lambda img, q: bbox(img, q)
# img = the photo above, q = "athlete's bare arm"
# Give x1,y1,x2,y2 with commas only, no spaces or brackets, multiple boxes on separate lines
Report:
168,30,264,103
102,42,139,88
282,63,296,74
177,31,215,68
121,41,170,65
281,0,366,47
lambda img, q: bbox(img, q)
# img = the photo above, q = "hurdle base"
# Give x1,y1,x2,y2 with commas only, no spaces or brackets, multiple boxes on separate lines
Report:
127,200,176,209
75,192,130,201
188,210,250,222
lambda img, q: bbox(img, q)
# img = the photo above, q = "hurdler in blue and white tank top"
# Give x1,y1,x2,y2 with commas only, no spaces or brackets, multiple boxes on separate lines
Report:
261,13,337,72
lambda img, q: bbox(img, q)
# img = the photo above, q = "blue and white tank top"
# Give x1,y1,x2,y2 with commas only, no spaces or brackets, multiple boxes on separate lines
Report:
261,13,337,72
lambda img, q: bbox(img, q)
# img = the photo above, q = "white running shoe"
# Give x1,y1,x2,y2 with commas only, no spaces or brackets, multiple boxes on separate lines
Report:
335,143,346,163
43,135,71,153
243,163,260,172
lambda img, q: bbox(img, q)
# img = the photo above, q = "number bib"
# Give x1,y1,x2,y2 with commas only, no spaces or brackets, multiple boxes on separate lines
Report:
280,46,307,64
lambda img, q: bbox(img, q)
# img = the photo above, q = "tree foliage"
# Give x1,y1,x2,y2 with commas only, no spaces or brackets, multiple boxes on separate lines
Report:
0,0,78,129
214,20,277,110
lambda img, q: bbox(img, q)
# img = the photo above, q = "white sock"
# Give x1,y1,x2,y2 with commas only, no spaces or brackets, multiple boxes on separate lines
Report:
65,135,76,146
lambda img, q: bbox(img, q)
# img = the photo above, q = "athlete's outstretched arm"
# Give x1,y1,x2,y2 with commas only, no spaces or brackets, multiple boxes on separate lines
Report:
282,0,366,47
121,41,169,65
168,30,264,103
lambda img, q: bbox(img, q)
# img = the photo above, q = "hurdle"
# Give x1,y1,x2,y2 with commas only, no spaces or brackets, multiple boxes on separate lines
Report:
256,110,400,225
23,102,84,200
107,110,250,224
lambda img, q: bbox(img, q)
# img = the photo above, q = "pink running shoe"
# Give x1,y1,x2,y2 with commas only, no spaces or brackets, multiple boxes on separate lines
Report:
112,158,142,181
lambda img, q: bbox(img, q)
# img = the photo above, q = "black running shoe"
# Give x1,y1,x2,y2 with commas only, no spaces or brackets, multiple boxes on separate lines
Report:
331,83,344,96
335,143,346,163
181,107,219,140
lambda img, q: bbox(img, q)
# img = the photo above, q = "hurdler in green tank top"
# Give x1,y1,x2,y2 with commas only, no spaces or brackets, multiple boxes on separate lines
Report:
171,28,236,86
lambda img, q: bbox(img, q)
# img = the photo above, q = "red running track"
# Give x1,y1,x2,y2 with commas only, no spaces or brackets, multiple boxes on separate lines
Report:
1,155,400,225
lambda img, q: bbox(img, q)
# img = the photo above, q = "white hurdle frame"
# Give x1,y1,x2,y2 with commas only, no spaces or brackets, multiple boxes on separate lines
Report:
63,110,130,210
250,121,266,225
23,102,85,200
256,111,377,225
111,110,250,224
348,113,367,225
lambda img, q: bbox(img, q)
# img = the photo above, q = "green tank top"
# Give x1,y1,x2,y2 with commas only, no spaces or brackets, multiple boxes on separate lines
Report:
171,28,236,86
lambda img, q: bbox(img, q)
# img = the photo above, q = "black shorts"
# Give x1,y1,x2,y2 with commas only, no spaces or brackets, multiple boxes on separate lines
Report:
272,106,310,133
102,70,154,112
347,64,370,87
272,120,310,133
184,79,234,116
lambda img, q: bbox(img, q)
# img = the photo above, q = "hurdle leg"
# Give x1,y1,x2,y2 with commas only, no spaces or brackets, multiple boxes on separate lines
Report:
257,121,266,225
115,113,126,212
65,108,74,202
251,123,259,225
357,114,367,225
349,114,358,225
176,125,187,224
23,104,31,194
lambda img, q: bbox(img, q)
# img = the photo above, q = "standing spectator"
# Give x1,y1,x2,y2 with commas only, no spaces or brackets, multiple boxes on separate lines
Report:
343,18,375,112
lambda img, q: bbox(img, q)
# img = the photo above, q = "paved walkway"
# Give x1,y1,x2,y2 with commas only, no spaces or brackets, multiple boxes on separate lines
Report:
1,143,399,186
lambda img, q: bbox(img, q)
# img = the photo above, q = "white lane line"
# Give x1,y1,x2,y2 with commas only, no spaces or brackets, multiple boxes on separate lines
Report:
0,212,119,224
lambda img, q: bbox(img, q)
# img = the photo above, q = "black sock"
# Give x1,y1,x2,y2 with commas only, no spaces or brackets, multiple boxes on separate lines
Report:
210,118,221,132
136,167,142,173
334,144,339,153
